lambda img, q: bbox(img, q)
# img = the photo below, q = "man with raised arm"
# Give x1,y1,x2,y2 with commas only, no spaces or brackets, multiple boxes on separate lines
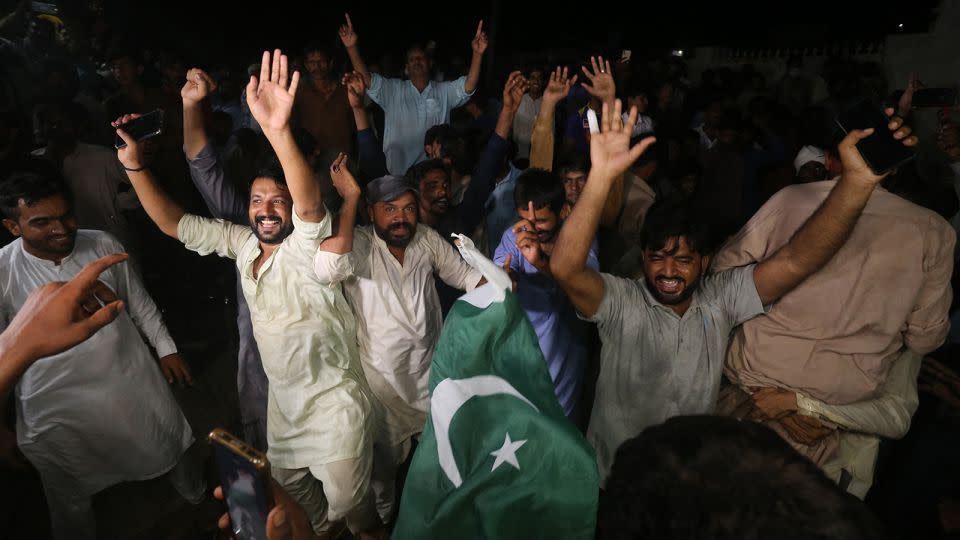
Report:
315,155,483,524
549,100,918,482
114,50,384,539
339,13,487,175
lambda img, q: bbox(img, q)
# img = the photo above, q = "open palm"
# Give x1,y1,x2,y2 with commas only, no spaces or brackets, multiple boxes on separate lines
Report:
246,49,300,133
590,100,656,180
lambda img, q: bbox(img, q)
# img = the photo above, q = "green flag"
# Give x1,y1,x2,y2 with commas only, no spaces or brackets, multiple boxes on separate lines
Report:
392,235,599,540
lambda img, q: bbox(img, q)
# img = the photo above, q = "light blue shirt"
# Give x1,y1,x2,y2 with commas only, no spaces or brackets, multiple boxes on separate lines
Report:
366,73,474,175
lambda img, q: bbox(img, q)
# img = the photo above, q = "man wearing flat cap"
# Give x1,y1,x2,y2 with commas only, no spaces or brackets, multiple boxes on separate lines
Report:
315,169,484,525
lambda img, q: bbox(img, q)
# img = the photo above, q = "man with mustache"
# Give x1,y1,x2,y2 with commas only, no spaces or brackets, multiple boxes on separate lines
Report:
115,50,385,539
493,170,599,420
550,100,919,483
315,163,484,525
339,13,488,175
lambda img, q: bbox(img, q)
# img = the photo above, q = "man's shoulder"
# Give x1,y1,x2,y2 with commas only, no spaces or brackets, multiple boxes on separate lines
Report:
77,229,127,254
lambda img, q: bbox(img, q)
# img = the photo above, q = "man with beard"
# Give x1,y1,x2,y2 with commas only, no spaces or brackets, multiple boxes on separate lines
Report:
294,42,353,155
0,171,200,539
314,167,483,525
115,50,385,539
339,13,488,175
549,100,919,483
493,169,598,418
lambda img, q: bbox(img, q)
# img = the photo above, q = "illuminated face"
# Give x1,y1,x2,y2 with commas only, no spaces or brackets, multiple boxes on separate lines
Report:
248,177,294,244
3,194,78,258
641,236,709,307
371,192,418,248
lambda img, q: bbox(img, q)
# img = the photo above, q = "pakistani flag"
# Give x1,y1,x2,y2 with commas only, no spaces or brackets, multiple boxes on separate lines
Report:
391,234,599,539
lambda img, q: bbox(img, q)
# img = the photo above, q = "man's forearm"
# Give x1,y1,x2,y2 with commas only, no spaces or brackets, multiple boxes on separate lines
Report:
465,52,483,94
352,106,370,131
346,47,371,86
0,345,32,398
494,105,516,141
182,101,209,160
126,169,187,238
319,195,359,255
529,101,556,170
263,128,325,220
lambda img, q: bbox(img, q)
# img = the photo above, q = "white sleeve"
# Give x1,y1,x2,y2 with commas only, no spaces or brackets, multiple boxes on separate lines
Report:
797,350,922,440
107,239,178,358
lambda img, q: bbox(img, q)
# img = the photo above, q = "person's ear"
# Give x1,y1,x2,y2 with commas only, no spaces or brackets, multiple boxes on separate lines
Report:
2,217,22,237
701,254,712,272
367,205,374,222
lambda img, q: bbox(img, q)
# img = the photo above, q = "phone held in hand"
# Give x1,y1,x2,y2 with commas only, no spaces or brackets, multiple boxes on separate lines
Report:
835,100,916,176
114,109,165,149
209,428,274,540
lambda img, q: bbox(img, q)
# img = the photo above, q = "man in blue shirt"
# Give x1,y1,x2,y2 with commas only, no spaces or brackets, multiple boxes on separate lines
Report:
493,169,598,418
339,13,488,175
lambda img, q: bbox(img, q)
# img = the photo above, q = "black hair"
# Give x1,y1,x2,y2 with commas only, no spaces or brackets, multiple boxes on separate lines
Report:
513,168,565,215
598,415,885,540
640,197,713,255
556,152,591,177
302,40,335,60
1,167,70,220
424,124,457,147
405,158,451,185
252,153,287,188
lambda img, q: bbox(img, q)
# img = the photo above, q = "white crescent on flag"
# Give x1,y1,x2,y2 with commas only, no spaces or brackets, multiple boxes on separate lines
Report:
431,376,539,488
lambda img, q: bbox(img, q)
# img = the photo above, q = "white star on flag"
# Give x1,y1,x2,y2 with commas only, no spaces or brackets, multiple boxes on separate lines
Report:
490,433,527,472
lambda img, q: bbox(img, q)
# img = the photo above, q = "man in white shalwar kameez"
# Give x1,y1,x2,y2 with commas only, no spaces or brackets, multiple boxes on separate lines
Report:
0,171,202,540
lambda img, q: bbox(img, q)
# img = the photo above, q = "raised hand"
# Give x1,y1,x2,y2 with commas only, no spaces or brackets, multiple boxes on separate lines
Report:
245,49,300,134
112,114,146,170
513,202,546,269
501,70,528,114
180,68,217,106
542,66,577,108
839,108,917,186
329,153,361,200
471,20,488,56
581,56,615,104
338,12,358,49
589,100,657,182
342,71,367,110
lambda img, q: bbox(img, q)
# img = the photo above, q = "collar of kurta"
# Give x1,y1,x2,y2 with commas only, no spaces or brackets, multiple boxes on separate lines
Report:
19,238,76,267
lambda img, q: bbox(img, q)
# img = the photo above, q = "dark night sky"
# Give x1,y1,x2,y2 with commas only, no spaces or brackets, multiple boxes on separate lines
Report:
6,0,942,68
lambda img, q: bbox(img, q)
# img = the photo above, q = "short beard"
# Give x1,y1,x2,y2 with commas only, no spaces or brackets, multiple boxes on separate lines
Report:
375,222,415,248
645,275,700,306
250,219,294,245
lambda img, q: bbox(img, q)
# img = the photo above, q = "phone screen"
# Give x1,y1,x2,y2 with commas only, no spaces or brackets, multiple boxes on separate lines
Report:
212,439,272,540
114,109,164,149
835,100,916,175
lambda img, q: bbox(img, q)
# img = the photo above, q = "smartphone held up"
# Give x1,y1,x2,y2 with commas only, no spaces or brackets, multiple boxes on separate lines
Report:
209,428,274,540
114,109,165,149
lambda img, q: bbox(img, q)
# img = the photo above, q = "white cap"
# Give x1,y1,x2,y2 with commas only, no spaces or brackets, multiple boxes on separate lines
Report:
794,145,826,172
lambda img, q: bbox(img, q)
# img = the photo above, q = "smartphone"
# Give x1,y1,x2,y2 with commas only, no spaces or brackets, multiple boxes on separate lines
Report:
835,100,916,175
114,109,164,149
620,49,632,63
209,428,274,540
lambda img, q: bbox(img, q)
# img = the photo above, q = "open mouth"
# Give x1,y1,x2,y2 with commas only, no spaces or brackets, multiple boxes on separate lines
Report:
656,277,684,294
256,216,282,234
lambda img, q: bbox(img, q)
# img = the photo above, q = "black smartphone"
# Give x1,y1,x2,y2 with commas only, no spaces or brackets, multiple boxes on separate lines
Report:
114,109,164,149
835,100,916,175
209,428,274,540
31,2,58,15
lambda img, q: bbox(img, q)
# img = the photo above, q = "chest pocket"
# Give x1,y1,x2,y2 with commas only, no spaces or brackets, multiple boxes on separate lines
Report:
424,97,442,122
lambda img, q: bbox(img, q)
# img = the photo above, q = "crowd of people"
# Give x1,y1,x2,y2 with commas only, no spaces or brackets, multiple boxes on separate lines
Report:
1,4,960,540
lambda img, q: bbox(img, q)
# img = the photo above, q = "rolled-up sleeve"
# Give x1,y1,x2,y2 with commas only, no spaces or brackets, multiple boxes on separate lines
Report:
177,214,252,260
903,225,955,355
441,76,473,108
286,205,332,258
